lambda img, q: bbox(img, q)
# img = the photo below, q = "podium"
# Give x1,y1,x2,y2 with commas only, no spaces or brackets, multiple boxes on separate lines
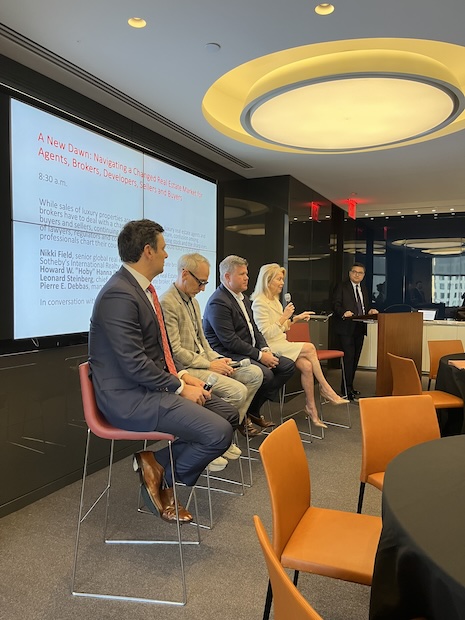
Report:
375,312,423,396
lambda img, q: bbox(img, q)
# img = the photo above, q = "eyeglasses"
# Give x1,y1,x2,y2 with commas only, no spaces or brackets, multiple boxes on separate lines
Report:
188,270,209,286
350,270,365,275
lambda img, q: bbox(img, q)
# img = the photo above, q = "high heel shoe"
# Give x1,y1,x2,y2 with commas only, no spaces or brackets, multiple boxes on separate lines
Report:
305,407,328,429
320,388,350,405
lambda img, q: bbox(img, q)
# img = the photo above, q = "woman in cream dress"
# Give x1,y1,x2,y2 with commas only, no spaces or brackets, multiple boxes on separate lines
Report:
251,263,348,428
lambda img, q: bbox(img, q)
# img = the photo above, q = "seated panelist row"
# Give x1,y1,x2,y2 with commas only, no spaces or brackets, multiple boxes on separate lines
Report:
88,218,346,524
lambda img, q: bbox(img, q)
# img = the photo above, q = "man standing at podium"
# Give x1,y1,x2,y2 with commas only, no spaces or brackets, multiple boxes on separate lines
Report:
332,263,378,400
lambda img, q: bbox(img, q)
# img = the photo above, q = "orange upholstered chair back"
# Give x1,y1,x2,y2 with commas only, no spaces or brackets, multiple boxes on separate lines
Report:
254,515,323,620
78,362,174,442
387,353,423,396
79,361,117,439
287,321,310,343
259,420,310,558
428,340,464,381
359,395,440,483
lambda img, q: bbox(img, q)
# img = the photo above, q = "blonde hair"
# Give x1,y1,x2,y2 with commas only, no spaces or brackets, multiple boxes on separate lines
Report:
251,263,286,300
219,255,248,285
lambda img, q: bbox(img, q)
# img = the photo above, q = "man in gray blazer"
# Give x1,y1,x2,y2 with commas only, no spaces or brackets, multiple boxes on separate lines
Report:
160,253,263,445
89,220,237,523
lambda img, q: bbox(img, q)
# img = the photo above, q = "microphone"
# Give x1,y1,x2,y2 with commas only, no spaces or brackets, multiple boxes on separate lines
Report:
203,373,218,391
228,358,251,369
284,292,294,321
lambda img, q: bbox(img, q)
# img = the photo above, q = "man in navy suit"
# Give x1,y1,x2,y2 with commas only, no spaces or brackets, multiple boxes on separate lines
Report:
89,219,237,523
332,262,378,400
203,255,295,429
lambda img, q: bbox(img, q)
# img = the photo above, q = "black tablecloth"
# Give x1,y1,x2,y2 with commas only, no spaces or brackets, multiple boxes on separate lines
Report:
435,353,465,435
369,436,465,620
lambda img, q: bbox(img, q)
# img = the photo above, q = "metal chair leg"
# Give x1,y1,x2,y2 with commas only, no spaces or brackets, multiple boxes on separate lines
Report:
357,481,366,514
320,359,352,429
279,386,325,442
262,579,273,620
72,434,199,605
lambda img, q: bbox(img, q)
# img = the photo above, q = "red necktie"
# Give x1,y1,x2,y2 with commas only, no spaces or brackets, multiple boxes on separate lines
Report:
147,284,178,376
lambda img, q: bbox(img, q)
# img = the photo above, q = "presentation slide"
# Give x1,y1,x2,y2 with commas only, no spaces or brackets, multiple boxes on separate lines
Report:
10,99,217,339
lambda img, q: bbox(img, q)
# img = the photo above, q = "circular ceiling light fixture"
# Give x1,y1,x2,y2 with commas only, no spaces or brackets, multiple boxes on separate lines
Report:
203,39,465,154
244,76,459,151
392,238,464,249
224,198,268,220
225,224,265,235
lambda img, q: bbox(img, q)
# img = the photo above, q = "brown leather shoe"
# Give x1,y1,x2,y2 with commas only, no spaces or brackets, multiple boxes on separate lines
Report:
248,413,276,429
159,488,193,523
238,417,262,437
133,451,165,517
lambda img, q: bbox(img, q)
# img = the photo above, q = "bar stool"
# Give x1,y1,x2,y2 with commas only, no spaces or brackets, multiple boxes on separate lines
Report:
72,362,200,606
316,350,351,429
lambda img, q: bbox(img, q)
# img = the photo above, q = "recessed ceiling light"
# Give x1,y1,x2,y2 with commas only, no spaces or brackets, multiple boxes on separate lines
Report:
432,209,436,212
128,17,147,28
315,3,335,15
381,212,385,215
397,211,402,214
205,42,221,53
365,213,369,216
414,210,419,213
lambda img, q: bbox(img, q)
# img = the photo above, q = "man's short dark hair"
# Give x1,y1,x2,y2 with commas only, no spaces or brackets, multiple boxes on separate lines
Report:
351,262,366,271
118,219,164,263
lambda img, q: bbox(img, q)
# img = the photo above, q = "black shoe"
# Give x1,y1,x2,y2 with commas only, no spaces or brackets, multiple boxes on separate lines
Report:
352,389,361,396
346,391,356,401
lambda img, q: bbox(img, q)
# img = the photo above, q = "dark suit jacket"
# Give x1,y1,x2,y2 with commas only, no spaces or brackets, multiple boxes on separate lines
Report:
203,284,268,360
332,279,372,336
88,266,183,431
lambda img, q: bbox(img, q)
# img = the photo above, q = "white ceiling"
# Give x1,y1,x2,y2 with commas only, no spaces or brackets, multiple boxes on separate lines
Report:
1,0,465,218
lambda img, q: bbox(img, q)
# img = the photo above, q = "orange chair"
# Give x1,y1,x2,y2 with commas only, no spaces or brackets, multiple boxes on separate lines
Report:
72,362,200,605
357,395,440,513
254,515,324,620
259,419,381,620
427,339,464,389
387,352,464,410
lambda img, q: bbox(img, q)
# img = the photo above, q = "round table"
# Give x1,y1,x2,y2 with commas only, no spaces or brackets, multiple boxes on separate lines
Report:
435,353,465,435
369,435,465,620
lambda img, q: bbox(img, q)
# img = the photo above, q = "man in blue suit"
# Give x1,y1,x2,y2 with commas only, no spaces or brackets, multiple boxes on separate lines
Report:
203,255,295,429
89,220,237,523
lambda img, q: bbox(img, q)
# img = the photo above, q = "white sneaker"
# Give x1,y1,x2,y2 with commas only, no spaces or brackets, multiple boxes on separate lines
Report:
207,456,228,472
223,443,242,460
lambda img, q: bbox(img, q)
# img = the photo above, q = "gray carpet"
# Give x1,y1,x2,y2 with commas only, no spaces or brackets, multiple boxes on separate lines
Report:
0,369,381,620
